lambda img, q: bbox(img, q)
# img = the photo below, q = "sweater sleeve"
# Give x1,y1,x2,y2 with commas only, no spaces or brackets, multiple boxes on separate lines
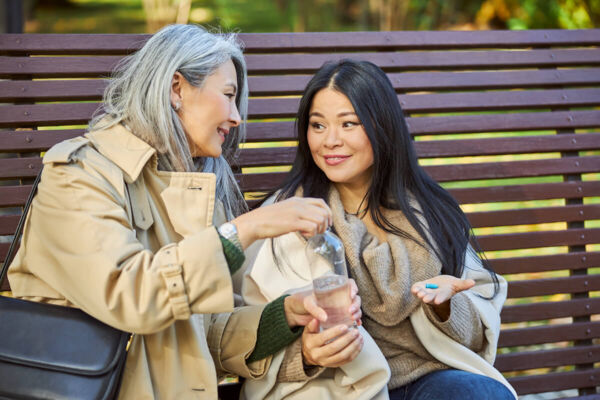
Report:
422,292,484,352
247,295,303,362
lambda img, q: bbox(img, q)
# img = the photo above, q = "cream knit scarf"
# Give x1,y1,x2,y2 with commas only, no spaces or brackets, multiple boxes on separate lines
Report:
327,187,442,327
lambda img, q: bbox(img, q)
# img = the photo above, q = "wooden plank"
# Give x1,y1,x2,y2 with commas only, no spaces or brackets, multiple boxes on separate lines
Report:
0,79,108,102
501,297,600,324
3,68,598,102
467,204,600,228
244,49,600,74
249,68,600,95
508,369,600,395
3,49,600,78
2,30,599,55
0,185,31,207
0,129,85,152
233,134,599,167
477,228,600,252
0,157,41,179
491,252,600,275
0,215,19,235
242,111,600,141
507,275,600,298
405,110,600,136
450,181,600,205
246,89,600,118
495,344,600,372
499,321,600,347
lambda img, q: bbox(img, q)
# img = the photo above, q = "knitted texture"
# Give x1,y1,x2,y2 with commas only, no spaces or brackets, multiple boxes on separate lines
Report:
217,232,245,275
247,295,303,362
326,187,485,389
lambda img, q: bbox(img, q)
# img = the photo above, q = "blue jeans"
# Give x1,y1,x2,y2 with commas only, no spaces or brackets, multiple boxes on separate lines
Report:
388,369,514,400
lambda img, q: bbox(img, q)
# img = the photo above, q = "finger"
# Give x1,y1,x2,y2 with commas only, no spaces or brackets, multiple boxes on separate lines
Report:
349,279,359,297
306,318,320,334
422,292,436,303
459,278,476,291
319,324,350,344
304,295,328,322
323,332,364,367
319,327,360,358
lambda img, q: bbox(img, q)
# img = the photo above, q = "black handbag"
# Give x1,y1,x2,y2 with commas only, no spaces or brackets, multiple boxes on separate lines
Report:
0,167,130,400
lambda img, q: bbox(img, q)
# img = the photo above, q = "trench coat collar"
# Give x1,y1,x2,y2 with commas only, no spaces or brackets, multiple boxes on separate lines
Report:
86,123,156,183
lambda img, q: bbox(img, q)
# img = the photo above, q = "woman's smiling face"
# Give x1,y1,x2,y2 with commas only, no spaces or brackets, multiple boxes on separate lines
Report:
172,59,241,158
307,87,374,190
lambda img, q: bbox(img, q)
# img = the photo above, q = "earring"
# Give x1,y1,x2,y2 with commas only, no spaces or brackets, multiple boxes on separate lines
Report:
173,101,181,111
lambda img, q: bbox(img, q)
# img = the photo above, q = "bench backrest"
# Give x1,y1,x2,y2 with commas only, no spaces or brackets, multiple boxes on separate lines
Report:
1,30,599,398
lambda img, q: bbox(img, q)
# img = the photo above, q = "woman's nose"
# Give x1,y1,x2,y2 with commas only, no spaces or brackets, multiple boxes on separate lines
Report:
230,103,241,127
323,127,342,148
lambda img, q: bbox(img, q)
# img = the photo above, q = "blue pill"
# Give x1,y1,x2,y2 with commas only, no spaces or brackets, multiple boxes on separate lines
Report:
425,283,438,289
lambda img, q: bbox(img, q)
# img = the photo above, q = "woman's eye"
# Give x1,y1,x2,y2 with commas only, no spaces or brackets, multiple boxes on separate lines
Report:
343,121,359,128
225,93,236,99
310,122,325,130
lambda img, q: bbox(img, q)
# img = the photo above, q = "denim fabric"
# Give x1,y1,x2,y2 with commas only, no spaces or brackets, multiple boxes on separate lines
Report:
388,369,514,400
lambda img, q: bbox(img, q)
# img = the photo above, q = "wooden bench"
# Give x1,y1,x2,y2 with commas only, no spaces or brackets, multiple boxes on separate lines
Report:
1,30,599,399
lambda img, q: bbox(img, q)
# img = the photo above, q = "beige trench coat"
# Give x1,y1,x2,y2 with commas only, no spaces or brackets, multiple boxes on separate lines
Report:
8,124,271,399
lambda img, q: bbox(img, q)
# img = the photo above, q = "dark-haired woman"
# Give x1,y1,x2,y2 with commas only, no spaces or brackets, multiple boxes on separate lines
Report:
239,59,517,400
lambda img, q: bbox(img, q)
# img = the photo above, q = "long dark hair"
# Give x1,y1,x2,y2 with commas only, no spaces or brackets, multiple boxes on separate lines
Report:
272,59,498,291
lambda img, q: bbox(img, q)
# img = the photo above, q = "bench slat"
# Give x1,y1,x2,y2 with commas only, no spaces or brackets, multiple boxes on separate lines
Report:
250,68,600,95
467,204,600,228
491,252,600,275
0,129,85,152
2,30,599,55
3,49,599,78
507,275,600,298
0,215,18,235
3,68,599,102
495,344,600,372
499,321,600,347
450,181,600,204
478,228,599,252
501,297,600,323
508,369,600,395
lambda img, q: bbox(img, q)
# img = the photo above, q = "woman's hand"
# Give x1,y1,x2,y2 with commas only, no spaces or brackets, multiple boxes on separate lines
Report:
411,275,475,321
301,321,363,368
283,279,362,328
232,197,332,249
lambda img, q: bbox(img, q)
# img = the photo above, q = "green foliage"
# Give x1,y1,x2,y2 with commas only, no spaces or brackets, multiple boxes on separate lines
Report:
25,0,597,34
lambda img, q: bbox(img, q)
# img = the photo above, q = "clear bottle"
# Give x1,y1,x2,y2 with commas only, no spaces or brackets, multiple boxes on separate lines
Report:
306,229,354,330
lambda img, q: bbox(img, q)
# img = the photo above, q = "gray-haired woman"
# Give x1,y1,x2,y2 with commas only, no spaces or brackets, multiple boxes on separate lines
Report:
7,24,362,399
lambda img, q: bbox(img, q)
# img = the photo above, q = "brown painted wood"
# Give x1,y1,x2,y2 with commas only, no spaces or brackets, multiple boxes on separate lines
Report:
0,129,85,152
495,344,600,372
3,49,600,78
3,68,599,102
508,369,600,395
490,252,600,275
501,297,600,324
0,215,19,235
0,185,31,207
2,30,598,55
477,228,600,252
467,204,600,228
240,111,600,142
0,157,41,179
245,89,600,118
249,68,600,95
507,275,600,298
499,321,600,347
449,181,600,205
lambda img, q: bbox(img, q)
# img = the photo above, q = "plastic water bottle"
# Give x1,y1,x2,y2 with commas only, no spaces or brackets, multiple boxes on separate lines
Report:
306,229,354,330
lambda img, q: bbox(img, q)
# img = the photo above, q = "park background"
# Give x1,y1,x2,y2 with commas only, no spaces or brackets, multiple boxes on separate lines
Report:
1,1,599,398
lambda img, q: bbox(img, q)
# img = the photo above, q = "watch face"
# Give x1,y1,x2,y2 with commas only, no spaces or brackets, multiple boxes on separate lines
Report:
220,223,236,237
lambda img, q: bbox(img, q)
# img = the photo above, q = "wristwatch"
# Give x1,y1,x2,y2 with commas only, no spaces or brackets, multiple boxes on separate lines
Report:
217,222,243,252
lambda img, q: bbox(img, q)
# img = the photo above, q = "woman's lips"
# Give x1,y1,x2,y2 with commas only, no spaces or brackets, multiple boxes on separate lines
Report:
324,155,350,166
217,128,228,143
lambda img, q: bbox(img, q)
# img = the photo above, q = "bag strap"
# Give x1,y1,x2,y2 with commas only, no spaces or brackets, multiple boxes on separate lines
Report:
0,166,44,286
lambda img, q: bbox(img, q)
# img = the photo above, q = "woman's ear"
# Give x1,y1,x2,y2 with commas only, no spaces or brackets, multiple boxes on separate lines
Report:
170,72,184,111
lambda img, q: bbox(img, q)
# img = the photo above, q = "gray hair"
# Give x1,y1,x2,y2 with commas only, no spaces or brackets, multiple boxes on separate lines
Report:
89,24,248,218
